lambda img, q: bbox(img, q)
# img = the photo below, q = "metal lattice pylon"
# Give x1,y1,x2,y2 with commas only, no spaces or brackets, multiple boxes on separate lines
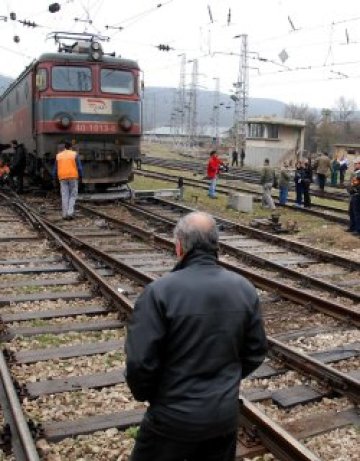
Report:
233,34,249,151
212,77,220,145
186,59,198,146
172,54,187,145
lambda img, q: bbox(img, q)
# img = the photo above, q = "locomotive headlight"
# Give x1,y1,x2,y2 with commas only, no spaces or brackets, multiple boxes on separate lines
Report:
119,116,133,132
55,113,72,129
91,51,101,61
60,115,71,128
91,42,101,51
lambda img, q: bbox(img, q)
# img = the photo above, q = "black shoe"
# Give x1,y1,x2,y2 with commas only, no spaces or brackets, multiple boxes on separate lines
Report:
345,228,354,233
67,215,74,220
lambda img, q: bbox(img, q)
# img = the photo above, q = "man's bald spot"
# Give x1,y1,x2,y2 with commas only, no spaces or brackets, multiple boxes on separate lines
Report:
185,211,216,232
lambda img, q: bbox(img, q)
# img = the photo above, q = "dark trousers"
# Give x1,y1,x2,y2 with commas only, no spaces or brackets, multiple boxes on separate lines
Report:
130,423,237,461
240,158,244,167
295,182,303,205
349,194,360,233
340,169,346,185
303,183,311,207
317,173,326,191
231,158,238,167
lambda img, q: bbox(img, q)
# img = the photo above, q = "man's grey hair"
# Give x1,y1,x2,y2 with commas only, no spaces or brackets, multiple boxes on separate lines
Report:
174,211,219,254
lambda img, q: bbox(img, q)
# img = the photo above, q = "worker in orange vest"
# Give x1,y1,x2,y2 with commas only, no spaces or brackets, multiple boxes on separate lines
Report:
53,142,83,220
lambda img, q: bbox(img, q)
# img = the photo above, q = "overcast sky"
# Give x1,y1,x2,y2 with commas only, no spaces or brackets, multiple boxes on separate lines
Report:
2,0,360,109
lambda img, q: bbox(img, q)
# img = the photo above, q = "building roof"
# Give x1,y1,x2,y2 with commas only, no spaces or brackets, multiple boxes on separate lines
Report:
144,126,229,137
248,116,306,127
333,143,360,148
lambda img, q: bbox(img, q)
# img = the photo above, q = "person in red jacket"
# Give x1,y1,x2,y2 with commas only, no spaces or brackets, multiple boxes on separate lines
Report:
207,150,223,198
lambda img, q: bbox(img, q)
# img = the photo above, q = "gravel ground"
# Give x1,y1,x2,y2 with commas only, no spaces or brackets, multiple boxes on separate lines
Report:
9,312,119,328
0,272,80,283
241,370,322,392
7,329,125,352
0,298,105,315
287,330,360,352
1,283,91,296
23,384,143,422
305,425,359,460
37,428,135,461
0,241,56,259
11,351,125,384
256,397,353,425
331,356,360,373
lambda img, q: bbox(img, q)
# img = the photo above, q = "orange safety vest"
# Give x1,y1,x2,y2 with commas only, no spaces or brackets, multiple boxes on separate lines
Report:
56,150,79,180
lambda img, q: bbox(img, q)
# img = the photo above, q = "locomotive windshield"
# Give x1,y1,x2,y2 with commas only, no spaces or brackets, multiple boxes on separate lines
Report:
52,66,92,91
100,69,134,95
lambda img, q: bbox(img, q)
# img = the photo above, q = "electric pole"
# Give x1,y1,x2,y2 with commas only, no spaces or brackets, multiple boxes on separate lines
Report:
186,59,199,148
173,54,187,146
233,34,249,152
212,77,220,145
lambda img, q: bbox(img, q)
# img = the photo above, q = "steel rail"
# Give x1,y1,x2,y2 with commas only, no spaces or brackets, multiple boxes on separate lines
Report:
81,204,360,325
142,156,350,202
238,399,321,461
73,207,360,402
156,197,360,271
9,199,133,319
0,351,40,461
113,201,360,308
17,199,360,457
137,169,349,225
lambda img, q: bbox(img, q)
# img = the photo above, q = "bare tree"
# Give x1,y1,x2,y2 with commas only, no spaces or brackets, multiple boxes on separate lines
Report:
284,103,319,152
333,96,357,122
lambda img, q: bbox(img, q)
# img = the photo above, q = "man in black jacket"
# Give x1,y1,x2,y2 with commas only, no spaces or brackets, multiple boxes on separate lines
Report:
125,211,267,461
10,140,26,193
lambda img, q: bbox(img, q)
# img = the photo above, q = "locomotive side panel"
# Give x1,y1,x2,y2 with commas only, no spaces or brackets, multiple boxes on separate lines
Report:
0,72,34,152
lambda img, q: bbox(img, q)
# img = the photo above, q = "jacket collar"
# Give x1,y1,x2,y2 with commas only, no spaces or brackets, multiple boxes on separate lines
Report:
172,248,218,272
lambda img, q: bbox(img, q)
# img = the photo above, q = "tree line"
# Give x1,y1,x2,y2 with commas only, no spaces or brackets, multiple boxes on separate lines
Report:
284,96,358,154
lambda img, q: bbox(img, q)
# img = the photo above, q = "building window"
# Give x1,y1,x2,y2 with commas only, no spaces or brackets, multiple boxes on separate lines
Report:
267,124,279,139
248,123,265,138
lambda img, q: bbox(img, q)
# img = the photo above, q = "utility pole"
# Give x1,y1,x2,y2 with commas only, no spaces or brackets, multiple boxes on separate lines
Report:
173,54,187,146
233,34,249,152
212,77,220,145
186,59,199,148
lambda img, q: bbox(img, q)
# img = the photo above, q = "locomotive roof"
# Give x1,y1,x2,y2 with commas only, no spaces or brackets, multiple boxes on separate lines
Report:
38,52,140,69
0,52,140,99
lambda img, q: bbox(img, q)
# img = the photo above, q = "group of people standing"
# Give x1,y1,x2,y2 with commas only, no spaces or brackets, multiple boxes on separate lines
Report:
0,140,26,193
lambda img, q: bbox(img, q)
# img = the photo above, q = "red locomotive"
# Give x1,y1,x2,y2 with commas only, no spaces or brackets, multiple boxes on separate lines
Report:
0,32,142,190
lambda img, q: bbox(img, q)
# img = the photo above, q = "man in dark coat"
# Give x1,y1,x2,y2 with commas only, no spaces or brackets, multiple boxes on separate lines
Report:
10,140,26,193
126,211,267,461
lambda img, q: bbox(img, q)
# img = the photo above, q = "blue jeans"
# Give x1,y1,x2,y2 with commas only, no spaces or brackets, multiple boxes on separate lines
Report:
279,186,288,205
209,177,217,197
60,179,78,217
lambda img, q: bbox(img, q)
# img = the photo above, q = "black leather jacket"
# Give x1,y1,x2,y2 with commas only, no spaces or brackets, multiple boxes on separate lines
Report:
125,249,267,441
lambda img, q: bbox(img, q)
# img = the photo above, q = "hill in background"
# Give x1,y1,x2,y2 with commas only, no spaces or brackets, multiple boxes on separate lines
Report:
0,73,286,128
143,87,286,130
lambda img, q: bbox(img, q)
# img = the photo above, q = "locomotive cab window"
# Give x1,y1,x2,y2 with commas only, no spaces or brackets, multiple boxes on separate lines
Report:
101,69,134,94
52,66,92,91
36,69,48,91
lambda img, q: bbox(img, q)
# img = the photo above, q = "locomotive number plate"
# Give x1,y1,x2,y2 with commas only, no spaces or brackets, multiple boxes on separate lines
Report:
80,98,112,115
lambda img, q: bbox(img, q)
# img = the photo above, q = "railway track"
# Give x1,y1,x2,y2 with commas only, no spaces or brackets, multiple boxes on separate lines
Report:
136,168,350,226
142,156,350,202
28,195,360,459
0,193,359,459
